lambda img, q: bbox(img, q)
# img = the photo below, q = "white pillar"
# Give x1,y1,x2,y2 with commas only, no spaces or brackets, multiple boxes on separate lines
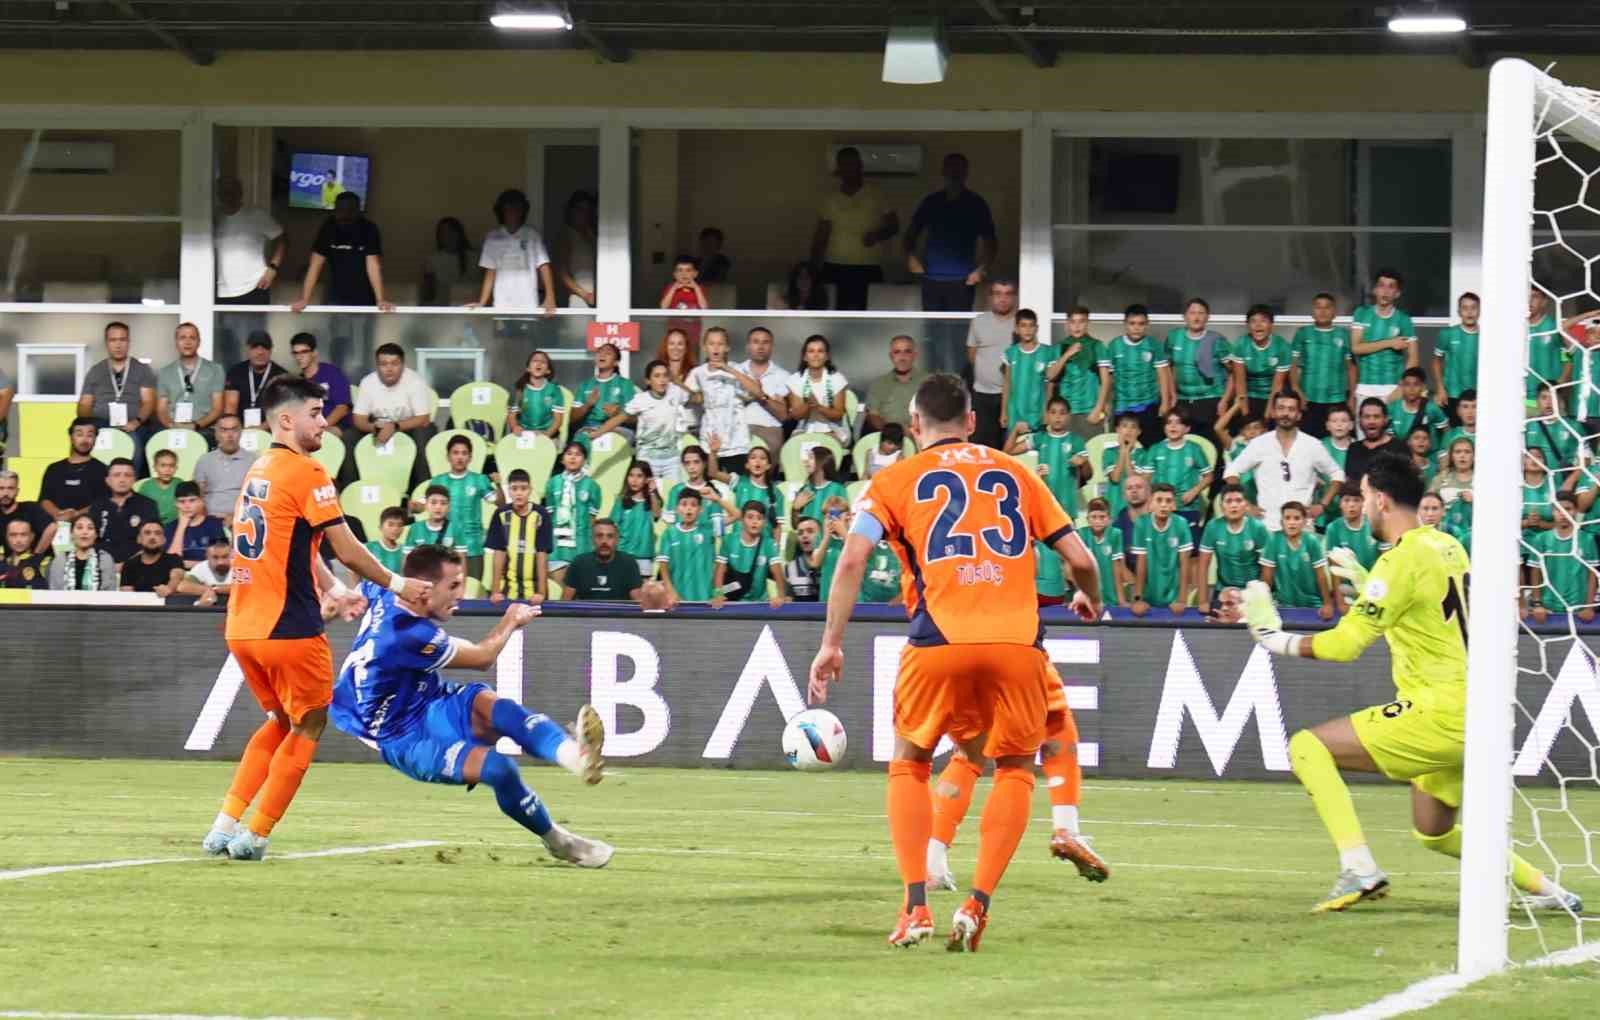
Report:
1451,121,1487,303
596,115,633,373
1019,118,1054,320
178,115,215,357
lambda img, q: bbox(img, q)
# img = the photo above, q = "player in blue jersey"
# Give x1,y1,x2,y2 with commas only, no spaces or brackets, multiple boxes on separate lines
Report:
330,543,614,868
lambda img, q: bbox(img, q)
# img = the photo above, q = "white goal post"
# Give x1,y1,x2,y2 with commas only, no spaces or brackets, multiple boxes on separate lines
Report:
1461,57,1600,978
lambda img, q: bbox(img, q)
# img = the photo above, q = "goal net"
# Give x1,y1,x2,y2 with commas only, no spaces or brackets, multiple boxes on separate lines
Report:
1463,58,1600,977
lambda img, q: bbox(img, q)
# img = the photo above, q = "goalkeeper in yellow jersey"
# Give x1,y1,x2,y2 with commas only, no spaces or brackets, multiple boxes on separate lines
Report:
1242,452,1582,915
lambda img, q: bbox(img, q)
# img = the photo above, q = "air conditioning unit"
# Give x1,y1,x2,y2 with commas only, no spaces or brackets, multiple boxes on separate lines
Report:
27,140,116,174
828,143,924,176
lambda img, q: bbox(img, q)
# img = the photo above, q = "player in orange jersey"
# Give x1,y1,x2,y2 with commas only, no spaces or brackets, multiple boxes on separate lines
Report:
201,375,433,861
808,373,1102,952
926,659,1109,892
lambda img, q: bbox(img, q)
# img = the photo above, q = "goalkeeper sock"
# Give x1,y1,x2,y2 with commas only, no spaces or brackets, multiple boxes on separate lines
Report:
972,766,1036,900
221,718,288,820
930,756,981,848
490,700,573,767
888,759,933,911
1289,729,1373,872
479,751,553,838
1417,827,1557,896
1042,710,1082,834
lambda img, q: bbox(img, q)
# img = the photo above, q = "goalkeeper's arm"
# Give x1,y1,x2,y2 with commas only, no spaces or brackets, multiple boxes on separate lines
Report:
1240,580,1382,662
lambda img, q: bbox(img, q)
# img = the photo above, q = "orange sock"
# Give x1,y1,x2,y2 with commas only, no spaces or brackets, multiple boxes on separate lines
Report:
887,759,933,909
971,766,1036,900
248,732,319,837
930,755,982,848
1042,711,1082,812
221,719,288,820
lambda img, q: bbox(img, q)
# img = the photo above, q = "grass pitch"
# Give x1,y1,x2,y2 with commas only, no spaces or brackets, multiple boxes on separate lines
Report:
0,759,1595,1019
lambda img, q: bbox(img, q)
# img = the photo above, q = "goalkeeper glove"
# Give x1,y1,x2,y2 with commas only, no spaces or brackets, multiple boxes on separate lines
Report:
1326,546,1369,591
1242,580,1303,657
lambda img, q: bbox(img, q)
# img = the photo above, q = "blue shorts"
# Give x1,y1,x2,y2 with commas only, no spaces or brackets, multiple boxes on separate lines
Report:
377,681,491,785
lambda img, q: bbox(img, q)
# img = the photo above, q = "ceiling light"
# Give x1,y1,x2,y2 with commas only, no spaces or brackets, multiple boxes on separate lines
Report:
490,4,573,31
1387,11,1468,35
883,16,948,85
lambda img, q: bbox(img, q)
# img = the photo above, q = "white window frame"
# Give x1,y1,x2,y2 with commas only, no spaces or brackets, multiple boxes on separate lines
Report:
15,342,88,400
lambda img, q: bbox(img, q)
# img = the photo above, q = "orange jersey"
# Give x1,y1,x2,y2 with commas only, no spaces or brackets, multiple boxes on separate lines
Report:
858,439,1072,646
224,445,345,641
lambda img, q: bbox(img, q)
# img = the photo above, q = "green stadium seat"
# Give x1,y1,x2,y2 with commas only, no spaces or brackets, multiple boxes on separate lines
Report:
448,381,510,439
353,432,417,494
147,428,210,478
340,480,402,538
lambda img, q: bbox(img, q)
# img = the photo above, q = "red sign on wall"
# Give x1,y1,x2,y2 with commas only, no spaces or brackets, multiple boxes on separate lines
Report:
585,321,642,352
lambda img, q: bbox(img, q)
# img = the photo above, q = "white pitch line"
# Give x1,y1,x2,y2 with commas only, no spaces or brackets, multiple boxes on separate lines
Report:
1310,940,1600,1019
1,1013,337,1020
0,840,444,883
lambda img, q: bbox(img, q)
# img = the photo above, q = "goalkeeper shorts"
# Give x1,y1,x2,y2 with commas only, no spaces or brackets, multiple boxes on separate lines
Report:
1349,696,1466,807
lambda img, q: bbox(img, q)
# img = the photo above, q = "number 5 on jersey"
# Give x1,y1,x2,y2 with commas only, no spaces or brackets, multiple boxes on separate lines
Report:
234,478,271,560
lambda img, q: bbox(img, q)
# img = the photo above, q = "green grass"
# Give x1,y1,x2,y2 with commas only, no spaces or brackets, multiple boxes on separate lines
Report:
0,759,1594,1020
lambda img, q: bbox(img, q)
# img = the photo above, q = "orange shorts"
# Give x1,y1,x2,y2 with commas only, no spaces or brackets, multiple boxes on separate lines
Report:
895,642,1057,759
229,635,334,724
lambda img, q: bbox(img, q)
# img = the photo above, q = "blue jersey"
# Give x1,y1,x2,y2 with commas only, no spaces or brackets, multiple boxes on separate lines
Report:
330,582,462,743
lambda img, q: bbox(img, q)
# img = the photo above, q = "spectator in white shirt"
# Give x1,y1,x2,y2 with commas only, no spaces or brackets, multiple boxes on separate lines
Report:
472,188,556,317
732,326,791,457
786,335,852,445
353,342,437,487
177,537,236,606
1223,392,1344,531
686,326,756,473
214,177,286,304
966,279,1017,450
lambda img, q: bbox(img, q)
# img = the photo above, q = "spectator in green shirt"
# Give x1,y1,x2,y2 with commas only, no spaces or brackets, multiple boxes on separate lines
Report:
1094,303,1173,448
1431,292,1479,424
365,506,408,574
571,343,638,447
1197,483,1269,612
1006,397,1090,518
1260,501,1332,618
1231,304,1292,423
1130,483,1195,616
1324,482,1389,614
1388,367,1448,458
1523,493,1597,624
136,448,182,525
1001,308,1055,433
403,484,469,557
1083,498,1130,607
656,489,718,606
711,501,787,609
1136,410,1213,527
1102,413,1144,520
1527,286,1566,406
1166,296,1238,444
426,433,496,578
1058,305,1110,440
1350,268,1419,406
1404,427,1439,491
1290,292,1357,438
507,348,566,440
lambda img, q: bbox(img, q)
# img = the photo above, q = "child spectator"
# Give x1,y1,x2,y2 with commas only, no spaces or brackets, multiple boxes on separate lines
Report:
1417,491,1473,558
1136,410,1212,529
1197,483,1270,612
1323,482,1390,613
507,349,565,440
660,253,708,347
1007,396,1089,520
0,519,50,590
119,520,184,595
1094,303,1171,447
366,506,408,573
615,461,662,578
1439,390,1478,462
1405,427,1438,490
1432,292,1480,423
1527,286,1564,408
1165,296,1236,443
618,359,688,485
1522,447,1559,546
810,497,852,602
720,445,784,534
1001,308,1054,435
1290,292,1356,437
1351,268,1419,406
164,481,226,567
1524,492,1596,624
697,227,731,284
1260,501,1332,619
1130,482,1194,616
427,434,496,579
859,533,903,605
1215,414,1266,510
1102,413,1144,520
48,516,116,591
663,444,734,530
657,489,717,605
1317,405,1356,528
786,335,852,445
1388,367,1448,458
1231,304,1292,423
404,485,467,556
176,537,235,605
544,441,603,582
711,501,786,609
1430,437,1476,532
864,422,907,480
784,517,823,602
137,448,182,525
789,446,848,529
687,326,755,473
486,468,551,603
571,343,638,447
1036,536,1066,604
1058,305,1110,439
1082,497,1129,608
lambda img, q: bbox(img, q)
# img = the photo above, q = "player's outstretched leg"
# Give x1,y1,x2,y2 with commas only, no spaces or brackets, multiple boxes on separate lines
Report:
203,716,288,854
927,753,981,892
1289,728,1388,911
949,761,1035,953
886,756,936,947
479,694,605,786
476,749,613,868
1042,710,1108,882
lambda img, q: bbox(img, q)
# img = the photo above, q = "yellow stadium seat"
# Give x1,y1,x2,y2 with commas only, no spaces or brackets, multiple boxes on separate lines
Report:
90,427,135,466
311,430,346,479
147,428,210,478
353,431,417,494
851,430,916,478
9,456,50,502
448,381,510,439
340,480,402,538
779,432,845,485
494,431,558,498
588,431,633,516
236,428,271,455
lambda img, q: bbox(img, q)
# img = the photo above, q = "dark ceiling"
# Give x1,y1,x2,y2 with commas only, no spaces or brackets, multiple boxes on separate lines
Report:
2,2,1598,67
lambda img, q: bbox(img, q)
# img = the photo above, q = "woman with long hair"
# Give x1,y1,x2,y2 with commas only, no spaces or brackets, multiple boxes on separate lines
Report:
422,216,474,305
557,189,598,308
47,516,116,591
785,334,851,444
507,349,565,439
782,261,830,311
615,459,662,578
789,445,848,529
662,444,736,528
543,440,604,584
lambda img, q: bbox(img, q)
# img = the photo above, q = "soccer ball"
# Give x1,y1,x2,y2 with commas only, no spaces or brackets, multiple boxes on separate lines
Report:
782,709,847,771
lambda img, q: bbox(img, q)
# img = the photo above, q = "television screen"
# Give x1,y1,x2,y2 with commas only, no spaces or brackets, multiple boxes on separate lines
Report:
287,152,371,211
1090,146,1180,215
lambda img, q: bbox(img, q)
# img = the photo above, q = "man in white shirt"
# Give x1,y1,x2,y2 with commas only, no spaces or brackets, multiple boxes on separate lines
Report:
473,188,556,317
214,177,285,304
732,326,792,456
353,342,438,487
1223,392,1345,531
965,279,1017,450
176,537,236,606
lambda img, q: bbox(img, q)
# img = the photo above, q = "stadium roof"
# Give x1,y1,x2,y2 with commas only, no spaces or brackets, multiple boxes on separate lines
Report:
0,2,1594,67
